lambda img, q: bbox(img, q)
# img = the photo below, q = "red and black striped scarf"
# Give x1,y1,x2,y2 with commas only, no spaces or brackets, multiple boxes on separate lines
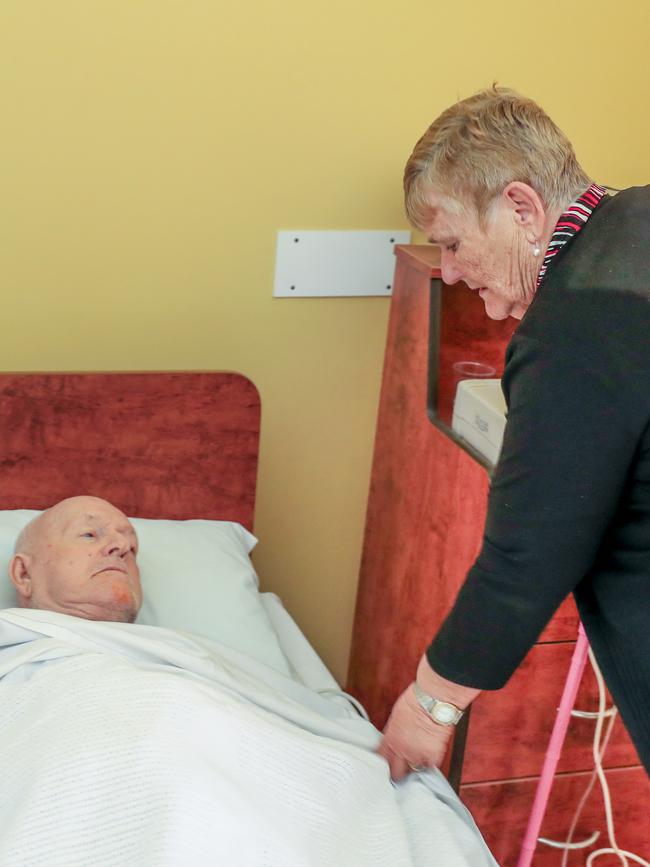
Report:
537,183,606,287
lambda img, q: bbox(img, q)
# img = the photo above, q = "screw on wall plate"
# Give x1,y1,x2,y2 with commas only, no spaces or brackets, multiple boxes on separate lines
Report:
386,285,391,290
290,285,296,291
294,238,299,242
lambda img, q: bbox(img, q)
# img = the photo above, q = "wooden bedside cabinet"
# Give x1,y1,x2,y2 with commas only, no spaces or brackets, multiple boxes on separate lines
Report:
347,245,650,866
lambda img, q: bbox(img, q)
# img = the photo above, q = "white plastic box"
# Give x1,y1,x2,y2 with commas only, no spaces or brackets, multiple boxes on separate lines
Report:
451,378,507,466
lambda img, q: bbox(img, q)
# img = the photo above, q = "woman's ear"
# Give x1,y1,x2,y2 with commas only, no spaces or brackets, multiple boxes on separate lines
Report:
502,181,546,240
9,554,33,603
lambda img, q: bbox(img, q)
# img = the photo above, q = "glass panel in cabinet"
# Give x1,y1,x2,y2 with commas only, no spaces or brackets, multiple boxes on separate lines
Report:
427,278,517,467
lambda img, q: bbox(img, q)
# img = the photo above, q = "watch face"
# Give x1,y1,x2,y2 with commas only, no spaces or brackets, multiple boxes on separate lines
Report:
432,703,457,724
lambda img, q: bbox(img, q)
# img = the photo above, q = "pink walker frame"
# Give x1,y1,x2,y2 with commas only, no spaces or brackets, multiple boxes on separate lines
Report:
516,622,591,867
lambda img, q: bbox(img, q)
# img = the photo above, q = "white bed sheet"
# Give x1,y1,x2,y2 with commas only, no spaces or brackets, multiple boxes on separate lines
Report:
0,608,498,867
260,592,370,718
260,592,340,690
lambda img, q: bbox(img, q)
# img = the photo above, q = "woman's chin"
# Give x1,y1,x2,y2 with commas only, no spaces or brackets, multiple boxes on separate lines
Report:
481,299,510,321
479,289,518,321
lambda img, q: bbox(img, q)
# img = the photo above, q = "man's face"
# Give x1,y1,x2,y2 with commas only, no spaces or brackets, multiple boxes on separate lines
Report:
10,496,142,623
422,191,533,321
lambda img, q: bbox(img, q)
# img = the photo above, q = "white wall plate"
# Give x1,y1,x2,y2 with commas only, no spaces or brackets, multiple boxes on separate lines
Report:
273,230,411,297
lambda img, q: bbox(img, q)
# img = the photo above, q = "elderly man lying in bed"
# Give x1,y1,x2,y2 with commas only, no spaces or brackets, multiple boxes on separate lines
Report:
9,496,142,622
0,496,497,867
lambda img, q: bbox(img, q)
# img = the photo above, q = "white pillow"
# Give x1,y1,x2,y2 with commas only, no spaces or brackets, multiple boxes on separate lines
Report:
0,510,291,676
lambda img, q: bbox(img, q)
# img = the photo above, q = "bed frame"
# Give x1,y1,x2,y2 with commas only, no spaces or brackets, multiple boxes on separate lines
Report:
0,372,260,528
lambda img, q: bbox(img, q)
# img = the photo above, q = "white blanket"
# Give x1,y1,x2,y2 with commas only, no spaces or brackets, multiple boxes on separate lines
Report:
0,609,497,867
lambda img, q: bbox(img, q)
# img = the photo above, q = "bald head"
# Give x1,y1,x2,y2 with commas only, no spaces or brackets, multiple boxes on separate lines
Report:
10,496,142,623
14,510,55,557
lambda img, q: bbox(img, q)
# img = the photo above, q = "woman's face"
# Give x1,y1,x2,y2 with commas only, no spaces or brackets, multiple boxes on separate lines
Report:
422,191,537,321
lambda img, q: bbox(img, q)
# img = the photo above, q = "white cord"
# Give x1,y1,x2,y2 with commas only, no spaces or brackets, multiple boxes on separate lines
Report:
557,709,616,867
539,831,600,851
539,646,649,867
583,647,649,867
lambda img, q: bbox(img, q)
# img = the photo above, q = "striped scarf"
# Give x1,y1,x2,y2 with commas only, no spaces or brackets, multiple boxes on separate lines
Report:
536,183,607,287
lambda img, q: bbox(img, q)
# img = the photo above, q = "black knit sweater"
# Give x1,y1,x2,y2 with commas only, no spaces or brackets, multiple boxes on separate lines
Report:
427,186,650,773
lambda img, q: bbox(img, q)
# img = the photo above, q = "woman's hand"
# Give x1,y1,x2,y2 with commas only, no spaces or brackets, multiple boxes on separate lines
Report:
377,654,480,780
377,681,454,780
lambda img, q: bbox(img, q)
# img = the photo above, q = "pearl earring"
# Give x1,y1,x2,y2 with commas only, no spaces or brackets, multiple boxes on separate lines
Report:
532,241,541,257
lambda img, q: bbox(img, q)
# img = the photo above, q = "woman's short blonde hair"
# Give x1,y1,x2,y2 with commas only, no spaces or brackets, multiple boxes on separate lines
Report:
404,86,591,228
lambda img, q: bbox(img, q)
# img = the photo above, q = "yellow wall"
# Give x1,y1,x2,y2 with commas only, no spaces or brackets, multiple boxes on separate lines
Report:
1,1,648,683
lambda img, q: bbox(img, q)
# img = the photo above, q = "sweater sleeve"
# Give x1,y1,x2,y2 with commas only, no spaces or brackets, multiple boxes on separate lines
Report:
426,323,643,690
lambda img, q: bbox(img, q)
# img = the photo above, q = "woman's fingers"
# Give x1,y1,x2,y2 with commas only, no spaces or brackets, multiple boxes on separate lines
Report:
378,681,453,780
377,741,412,780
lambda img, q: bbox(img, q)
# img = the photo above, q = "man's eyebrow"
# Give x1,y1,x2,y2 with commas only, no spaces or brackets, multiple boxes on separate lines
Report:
75,514,137,536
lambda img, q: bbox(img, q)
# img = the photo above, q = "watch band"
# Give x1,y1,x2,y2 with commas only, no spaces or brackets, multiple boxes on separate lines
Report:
413,683,464,726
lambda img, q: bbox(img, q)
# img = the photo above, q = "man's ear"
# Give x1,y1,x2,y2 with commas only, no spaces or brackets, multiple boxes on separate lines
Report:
502,181,546,241
9,554,33,603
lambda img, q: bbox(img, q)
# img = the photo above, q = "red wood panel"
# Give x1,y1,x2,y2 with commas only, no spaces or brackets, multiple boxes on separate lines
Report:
463,642,642,782
0,372,260,528
462,766,650,866
347,254,491,727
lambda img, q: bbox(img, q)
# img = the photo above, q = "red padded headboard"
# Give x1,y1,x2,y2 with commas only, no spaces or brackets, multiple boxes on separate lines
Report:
0,372,260,529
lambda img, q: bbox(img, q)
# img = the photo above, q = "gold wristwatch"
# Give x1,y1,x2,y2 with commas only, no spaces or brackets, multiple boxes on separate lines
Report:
413,683,464,726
